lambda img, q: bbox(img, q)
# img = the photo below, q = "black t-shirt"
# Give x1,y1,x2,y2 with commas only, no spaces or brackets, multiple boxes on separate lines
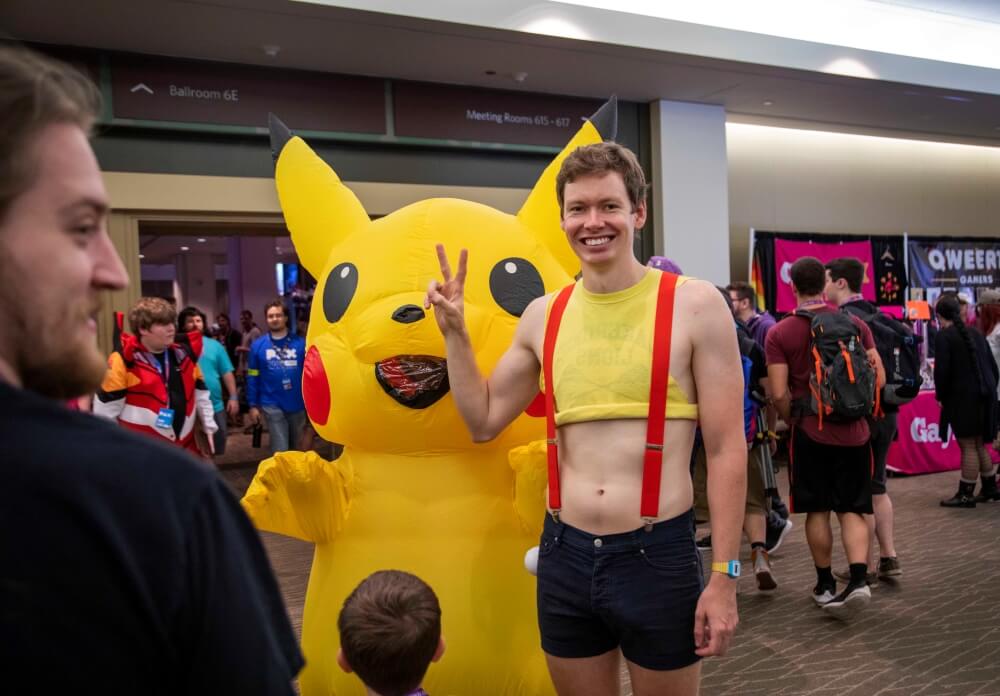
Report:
222,329,242,369
152,350,187,436
0,382,303,694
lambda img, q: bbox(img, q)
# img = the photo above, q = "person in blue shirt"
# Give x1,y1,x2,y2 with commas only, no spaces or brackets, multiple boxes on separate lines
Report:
179,306,239,458
247,299,307,453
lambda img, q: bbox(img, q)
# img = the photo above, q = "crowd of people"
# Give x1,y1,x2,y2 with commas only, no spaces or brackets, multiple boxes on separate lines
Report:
3,44,1000,696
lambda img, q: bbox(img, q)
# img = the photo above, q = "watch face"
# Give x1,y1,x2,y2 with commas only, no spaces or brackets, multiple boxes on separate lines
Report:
731,561,741,577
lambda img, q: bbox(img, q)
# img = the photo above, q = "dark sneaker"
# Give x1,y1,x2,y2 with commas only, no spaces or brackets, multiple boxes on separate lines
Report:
877,556,902,578
695,535,712,552
752,548,777,592
765,517,793,554
771,496,790,521
821,584,871,620
812,582,837,606
834,568,879,588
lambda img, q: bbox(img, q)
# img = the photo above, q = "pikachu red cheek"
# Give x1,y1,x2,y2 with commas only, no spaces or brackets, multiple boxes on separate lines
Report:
303,345,330,426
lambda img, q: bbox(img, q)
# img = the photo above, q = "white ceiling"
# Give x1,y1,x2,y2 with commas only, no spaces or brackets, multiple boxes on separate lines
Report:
3,0,1000,145
877,0,1000,23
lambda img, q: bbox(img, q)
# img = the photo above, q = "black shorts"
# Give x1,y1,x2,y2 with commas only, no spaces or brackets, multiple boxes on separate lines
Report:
869,412,898,496
536,510,703,671
789,427,873,514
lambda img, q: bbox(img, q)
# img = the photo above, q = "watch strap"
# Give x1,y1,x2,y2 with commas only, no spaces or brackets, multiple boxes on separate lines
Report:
711,560,741,578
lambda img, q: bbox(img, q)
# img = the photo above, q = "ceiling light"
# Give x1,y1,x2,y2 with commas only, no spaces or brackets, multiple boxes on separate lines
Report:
762,100,774,106
821,57,878,79
138,254,145,259
180,246,190,251
197,237,207,243
518,16,592,40
262,44,281,58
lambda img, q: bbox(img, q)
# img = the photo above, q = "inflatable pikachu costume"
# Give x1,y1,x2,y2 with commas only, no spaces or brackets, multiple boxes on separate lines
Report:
242,99,618,696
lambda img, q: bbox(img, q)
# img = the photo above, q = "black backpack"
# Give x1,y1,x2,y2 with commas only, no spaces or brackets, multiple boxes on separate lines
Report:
841,304,923,409
794,310,877,427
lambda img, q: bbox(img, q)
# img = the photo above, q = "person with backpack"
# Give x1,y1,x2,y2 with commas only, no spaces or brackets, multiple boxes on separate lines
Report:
825,257,914,584
693,288,779,592
765,257,884,620
933,293,999,507
727,281,794,554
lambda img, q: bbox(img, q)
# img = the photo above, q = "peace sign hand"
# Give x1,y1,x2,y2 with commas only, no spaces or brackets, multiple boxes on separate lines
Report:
425,244,469,338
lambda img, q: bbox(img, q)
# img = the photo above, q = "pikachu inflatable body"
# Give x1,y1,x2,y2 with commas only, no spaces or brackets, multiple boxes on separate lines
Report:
243,100,617,696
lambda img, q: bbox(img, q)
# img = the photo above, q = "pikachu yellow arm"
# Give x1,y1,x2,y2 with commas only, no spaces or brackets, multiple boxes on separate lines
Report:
509,440,549,538
241,450,354,544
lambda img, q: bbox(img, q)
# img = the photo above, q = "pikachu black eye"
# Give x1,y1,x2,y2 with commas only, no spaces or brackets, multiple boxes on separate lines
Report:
323,262,358,323
489,257,544,317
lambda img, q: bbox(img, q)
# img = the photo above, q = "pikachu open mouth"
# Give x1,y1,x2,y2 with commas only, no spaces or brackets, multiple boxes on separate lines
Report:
375,355,450,409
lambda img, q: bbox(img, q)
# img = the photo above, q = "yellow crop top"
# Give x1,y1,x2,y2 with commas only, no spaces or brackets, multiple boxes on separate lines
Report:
541,268,698,427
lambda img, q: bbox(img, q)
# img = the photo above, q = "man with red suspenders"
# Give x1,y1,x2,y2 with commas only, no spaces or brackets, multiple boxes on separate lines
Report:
426,142,746,696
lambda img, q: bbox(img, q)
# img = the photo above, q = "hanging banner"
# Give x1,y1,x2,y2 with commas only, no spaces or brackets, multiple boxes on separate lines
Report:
872,238,907,305
907,239,1000,294
773,239,876,311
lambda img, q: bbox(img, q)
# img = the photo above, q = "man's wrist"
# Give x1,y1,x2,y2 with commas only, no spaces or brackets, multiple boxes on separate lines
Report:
711,560,741,579
708,570,739,587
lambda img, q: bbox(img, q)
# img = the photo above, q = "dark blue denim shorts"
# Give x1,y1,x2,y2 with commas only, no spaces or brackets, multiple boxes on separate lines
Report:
536,509,704,671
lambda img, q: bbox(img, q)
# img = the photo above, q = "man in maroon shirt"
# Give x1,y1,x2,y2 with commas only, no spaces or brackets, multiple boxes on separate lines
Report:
765,257,884,620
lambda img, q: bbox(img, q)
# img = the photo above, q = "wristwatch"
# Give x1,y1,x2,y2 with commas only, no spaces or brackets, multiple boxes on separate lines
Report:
711,560,741,579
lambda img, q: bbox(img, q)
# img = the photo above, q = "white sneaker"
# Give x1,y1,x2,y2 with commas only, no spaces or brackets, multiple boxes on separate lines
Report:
821,584,871,620
812,583,837,606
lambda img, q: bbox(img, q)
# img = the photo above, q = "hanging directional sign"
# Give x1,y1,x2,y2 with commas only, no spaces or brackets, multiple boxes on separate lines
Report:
393,81,603,147
110,54,386,133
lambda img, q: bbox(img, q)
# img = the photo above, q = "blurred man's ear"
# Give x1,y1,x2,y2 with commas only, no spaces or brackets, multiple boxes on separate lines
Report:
432,636,446,663
336,648,353,674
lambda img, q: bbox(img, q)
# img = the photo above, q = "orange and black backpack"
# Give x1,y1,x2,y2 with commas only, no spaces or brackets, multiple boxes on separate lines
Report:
793,310,877,429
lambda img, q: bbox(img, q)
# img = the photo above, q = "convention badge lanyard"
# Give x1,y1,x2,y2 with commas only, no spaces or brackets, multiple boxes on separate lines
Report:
152,350,175,429
796,299,827,312
269,334,296,391
543,271,678,528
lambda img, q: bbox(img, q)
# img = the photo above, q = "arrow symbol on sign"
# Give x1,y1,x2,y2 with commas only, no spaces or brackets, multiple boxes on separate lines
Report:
130,83,154,94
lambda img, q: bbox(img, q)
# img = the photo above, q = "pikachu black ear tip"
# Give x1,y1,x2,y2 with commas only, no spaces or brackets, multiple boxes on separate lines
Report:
588,96,617,142
268,113,294,165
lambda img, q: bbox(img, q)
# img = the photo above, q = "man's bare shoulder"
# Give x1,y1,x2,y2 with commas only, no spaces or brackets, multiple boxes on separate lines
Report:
515,292,556,354
676,277,729,319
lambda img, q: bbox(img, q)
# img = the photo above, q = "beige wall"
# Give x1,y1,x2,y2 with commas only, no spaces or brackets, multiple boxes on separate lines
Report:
102,172,529,217
727,123,1000,281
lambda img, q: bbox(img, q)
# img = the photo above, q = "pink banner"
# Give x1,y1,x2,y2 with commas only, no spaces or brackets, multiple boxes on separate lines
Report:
886,391,1000,475
774,239,876,312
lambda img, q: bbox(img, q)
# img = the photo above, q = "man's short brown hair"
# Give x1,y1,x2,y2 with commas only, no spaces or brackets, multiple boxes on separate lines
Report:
825,257,865,294
790,257,826,297
726,281,757,307
0,45,101,223
264,299,288,318
129,297,177,335
555,142,648,213
338,570,441,696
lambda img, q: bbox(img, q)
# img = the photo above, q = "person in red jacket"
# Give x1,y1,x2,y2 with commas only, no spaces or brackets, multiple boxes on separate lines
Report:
95,296,217,455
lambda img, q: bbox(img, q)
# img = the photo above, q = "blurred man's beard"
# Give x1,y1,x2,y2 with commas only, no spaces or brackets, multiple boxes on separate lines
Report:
0,264,106,399
19,338,107,399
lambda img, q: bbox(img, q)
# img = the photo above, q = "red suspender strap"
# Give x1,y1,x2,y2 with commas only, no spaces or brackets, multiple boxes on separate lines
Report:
543,284,576,514
640,272,679,521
